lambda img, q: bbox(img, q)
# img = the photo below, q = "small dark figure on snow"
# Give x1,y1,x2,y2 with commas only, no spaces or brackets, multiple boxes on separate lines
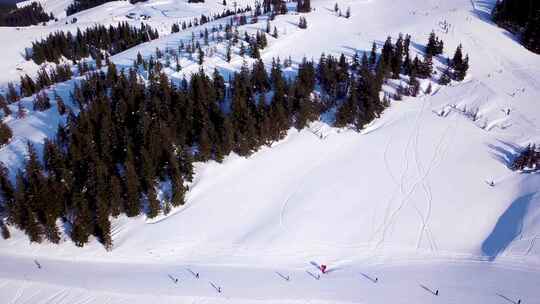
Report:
375,277,378,283
320,264,327,274
435,289,439,296
196,272,200,279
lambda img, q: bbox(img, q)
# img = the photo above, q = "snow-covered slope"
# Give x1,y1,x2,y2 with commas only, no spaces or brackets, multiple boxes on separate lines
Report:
1,0,254,85
1,0,540,303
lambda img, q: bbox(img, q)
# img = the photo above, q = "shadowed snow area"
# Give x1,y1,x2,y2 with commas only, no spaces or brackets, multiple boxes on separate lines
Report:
482,193,536,260
1,0,540,303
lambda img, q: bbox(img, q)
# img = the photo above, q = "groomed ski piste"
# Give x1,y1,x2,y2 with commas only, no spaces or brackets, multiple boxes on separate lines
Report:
1,0,540,303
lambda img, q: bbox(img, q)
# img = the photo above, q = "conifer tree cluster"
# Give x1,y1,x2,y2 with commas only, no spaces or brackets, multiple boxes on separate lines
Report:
512,144,540,171
0,28,471,248
426,31,444,57
0,48,380,248
30,22,159,65
262,0,287,15
492,0,540,54
297,0,310,13
66,0,114,16
0,2,54,26
0,56,316,248
170,7,251,34
19,65,73,98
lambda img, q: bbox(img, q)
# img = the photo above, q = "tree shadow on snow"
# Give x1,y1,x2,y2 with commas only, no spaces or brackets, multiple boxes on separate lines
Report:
419,284,437,295
481,193,535,260
496,293,520,304
487,140,521,169
470,0,496,24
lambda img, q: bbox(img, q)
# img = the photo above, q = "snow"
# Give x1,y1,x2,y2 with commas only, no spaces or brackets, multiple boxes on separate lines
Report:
1,0,540,303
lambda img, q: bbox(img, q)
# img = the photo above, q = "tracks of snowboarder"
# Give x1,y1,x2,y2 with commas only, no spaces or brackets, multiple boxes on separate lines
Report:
370,97,427,249
373,94,455,251
9,278,28,304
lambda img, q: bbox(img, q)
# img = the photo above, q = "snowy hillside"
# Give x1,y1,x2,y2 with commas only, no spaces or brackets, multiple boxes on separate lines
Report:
1,0,540,303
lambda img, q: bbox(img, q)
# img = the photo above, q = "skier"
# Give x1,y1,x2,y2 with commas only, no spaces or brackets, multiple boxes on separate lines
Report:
195,272,200,279
320,264,327,274
374,277,378,283
435,289,439,296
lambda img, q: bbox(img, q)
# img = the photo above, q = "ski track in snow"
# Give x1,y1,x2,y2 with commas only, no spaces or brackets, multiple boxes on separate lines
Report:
370,101,421,249
373,94,430,250
413,97,436,252
376,101,455,252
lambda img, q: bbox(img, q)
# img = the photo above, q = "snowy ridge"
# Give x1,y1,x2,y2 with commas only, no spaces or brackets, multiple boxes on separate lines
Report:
1,0,540,303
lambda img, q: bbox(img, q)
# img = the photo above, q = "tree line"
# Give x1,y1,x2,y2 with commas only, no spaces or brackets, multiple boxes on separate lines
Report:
170,6,252,34
30,22,159,65
492,0,540,54
0,30,468,248
0,2,54,27
67,0,116,16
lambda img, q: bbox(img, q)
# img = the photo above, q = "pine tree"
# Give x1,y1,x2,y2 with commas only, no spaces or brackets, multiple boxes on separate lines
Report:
439,67,452,85
451,45,469,81
0,94,11,116
426,31,443,56
409,70,420,97
198,47,205,65
369,42,377,65
70,191,92,246
16,102,26,119
266,20,271,34
171,23,180,33
0,121,12,146
109,175,123,217
299,16,308,29
226,43,232,62
6,82,19,103
1,222,10,239
297,0,311,13
124,157,141,217
250,41,261,58
54,91,67,115
146,182,160,219
335,80,358,129
240,42,247,57
425,82,433,95
171,174,185,207
33,91,51,111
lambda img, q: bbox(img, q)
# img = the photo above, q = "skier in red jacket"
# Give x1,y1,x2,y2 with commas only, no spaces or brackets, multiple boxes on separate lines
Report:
320,264,327,274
